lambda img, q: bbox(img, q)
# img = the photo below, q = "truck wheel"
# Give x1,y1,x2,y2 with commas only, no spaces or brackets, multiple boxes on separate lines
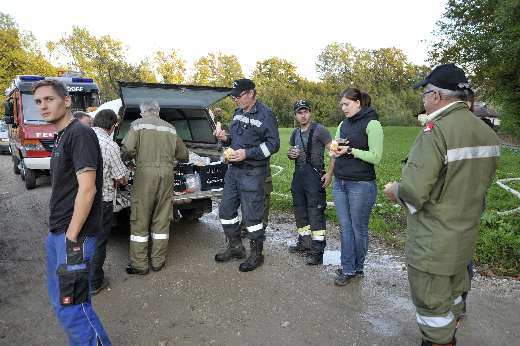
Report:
12,156,20,175
180,208,204,221
24,168,37,189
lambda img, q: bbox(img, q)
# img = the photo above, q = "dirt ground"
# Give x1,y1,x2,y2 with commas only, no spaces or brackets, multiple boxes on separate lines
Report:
0,154,519,346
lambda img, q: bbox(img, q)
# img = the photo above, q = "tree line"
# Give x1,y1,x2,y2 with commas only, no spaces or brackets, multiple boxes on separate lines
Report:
0,13,427,128
2,2,519,134
429,0,520,137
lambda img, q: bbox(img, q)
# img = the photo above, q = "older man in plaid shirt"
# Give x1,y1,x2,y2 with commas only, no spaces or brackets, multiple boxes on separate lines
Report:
91,109,128,295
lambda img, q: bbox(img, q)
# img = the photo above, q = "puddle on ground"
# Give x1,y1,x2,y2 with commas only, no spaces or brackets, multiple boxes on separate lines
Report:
361,314,401,337
323,250,341,266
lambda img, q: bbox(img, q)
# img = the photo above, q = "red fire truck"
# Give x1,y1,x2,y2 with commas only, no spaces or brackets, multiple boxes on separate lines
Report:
3,75,100,189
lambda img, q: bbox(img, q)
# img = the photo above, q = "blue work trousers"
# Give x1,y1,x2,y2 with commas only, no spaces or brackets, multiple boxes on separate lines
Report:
219,165,267,241
47,232,111,346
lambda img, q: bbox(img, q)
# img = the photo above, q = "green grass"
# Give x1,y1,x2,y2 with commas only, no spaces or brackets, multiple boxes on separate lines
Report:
270,126,520,275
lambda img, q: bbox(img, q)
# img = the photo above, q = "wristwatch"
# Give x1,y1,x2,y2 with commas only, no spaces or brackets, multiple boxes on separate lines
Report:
347,147,353,155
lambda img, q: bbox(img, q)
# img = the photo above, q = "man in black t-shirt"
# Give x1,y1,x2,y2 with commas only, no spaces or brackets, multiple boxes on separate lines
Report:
33,79,111,345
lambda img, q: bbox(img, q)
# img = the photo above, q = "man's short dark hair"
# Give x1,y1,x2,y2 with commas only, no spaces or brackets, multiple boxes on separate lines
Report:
73,111,90,120
31,79,69,98
93,109,118,130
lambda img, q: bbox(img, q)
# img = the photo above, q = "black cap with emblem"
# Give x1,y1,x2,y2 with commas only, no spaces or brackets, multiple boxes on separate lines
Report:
414,64,470,91
293,99,311,113
230,78,256,97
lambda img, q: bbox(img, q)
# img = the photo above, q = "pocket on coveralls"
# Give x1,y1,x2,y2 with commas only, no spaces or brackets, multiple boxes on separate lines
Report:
57,262,90,305
242,169,264,193
130,200,138,221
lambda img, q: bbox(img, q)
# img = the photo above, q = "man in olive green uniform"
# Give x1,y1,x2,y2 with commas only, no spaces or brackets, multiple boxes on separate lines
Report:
384,64,499,346
123,100,189,275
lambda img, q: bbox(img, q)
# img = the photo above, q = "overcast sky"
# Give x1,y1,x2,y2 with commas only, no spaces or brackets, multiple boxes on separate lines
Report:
3,0,447,81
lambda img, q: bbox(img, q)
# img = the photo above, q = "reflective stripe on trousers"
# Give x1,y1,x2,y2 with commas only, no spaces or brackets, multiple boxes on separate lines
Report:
297,225,311,236
311,230,326,241
130,234,149,242
416,312,454,328
151,232,169,240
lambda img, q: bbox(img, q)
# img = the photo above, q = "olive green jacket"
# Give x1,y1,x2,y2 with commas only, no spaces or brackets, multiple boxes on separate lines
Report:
396,102,500,275
122,115,189,168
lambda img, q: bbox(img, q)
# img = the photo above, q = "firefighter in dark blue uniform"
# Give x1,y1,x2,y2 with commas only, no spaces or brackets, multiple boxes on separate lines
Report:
214,79,280,272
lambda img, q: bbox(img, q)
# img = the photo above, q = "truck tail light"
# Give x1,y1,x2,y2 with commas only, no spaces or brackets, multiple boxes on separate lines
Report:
22,139,46,151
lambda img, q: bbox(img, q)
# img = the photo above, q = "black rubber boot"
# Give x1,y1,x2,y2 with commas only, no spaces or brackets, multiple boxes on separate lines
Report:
239,240,264,272
288,235,311,254
306,240,325,265
215,237,246,262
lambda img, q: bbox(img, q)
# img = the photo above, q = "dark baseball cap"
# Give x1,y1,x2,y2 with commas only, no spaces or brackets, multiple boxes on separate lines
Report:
293,99,311,112
230,78,256,97
414,64,470,91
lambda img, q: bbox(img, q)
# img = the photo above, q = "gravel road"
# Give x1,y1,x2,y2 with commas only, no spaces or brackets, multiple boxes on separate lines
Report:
0,155,518,345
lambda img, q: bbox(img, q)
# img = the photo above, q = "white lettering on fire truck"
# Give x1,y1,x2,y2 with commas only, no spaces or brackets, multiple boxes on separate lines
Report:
35,133,54,138
67,86,84,92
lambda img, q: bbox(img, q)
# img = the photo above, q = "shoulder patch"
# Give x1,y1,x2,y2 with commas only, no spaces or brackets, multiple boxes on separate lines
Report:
423,121,435,133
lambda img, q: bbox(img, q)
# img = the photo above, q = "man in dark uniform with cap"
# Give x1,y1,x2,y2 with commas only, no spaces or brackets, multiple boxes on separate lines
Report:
214,78,280,272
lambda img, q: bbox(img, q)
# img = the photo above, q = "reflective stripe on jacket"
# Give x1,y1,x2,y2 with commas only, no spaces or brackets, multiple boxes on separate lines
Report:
397,102,499,275
122,115,189,168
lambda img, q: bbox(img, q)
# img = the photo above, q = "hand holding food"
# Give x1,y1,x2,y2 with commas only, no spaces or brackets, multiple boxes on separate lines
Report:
224,147,234,161
213,122,227,141
329,139,350,157
288,145,301,159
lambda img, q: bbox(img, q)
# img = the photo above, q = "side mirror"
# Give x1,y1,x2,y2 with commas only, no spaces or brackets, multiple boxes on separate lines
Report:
4,100,13,117
4,115,14,125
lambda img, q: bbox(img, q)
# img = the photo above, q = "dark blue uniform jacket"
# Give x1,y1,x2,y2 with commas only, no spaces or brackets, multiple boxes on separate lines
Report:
225,101,280,167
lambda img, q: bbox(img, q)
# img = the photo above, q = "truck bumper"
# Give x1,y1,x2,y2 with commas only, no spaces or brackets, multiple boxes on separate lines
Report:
0,142,9,154
24,157,50,170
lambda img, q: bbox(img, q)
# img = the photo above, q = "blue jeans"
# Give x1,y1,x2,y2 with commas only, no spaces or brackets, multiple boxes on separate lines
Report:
333,179,377,275
47,232,111,346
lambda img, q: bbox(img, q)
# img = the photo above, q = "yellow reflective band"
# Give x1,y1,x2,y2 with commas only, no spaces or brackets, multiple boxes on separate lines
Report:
297,225,311,236
311,230,326,241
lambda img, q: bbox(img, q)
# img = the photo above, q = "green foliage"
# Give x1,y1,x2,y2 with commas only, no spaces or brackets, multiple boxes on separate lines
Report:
315,43,428,125
190,52,244,87
48,26,153,101
190,52,244,120
154,50,185,84
0,13,58,106
270,127,520,275
429,0,520,138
